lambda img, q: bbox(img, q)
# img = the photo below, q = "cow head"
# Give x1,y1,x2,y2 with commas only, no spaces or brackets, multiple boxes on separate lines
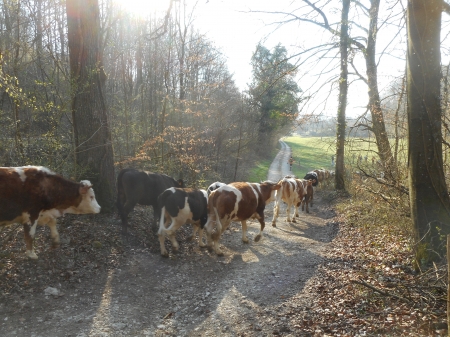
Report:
65,180,101,214
261,181,281,203
177,179,185,188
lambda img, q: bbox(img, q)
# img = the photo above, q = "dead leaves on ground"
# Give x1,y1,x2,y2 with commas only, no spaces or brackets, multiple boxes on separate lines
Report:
283,207,448,336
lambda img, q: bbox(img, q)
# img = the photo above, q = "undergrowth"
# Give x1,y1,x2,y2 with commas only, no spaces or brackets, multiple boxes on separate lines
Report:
306,177,448,336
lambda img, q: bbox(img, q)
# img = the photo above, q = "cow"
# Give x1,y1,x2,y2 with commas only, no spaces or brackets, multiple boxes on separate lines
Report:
207,181,226,196
300,179,314,213
204,181,281,256
0,166,101,259
304,171,319,187
116,168,184,236
271,177,306,226
157,188,208,257
313,169,326,187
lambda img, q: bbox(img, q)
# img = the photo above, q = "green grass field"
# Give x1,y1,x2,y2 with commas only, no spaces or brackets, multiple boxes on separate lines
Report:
248,136,402,181
283,136,336,178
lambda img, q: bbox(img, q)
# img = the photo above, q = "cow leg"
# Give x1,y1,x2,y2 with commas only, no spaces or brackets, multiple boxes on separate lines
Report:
188,223,199,241
191,224,206,247
152,205,162,231
197,227,206,247
241,220,249,243
157,215,172,257
120,201,135,237
254,214,265,242
47,217,60,248
158,217,184,256
24,220,39,259
271,202,279,227
211,219,229,256
286,203,293,222
294,202,300,218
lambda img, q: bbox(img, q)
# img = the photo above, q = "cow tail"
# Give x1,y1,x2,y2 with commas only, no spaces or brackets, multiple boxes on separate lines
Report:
212,206,223,238
159,206,166,230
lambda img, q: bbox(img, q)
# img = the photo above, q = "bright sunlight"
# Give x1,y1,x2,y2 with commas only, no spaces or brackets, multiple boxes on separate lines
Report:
113,0,171,17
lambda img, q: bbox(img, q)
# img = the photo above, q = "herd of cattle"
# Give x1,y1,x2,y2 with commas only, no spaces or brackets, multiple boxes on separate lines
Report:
0,166,334,259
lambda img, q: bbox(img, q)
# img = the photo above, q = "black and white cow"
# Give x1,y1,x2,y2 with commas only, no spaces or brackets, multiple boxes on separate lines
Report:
157,187,208,257
304,171,319,187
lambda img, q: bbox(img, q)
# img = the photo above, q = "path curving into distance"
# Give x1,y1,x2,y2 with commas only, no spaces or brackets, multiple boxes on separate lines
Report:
268,139,292,181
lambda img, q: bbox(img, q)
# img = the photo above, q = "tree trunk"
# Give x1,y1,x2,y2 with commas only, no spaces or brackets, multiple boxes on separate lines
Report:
335,0,350,191
66,0,115,212
366,0,398,180
407,0,450,263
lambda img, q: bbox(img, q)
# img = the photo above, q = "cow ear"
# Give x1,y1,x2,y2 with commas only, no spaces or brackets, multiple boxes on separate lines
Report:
79,184,93,194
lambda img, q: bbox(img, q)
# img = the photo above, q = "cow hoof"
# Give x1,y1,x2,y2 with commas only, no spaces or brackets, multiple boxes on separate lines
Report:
254,234,262,242
161,251,169,258
292,219,297,223
26,251,38,259
272,223,277,227
187,235,194,241
51,242,60,249
242,238,249,244
216,251,224,256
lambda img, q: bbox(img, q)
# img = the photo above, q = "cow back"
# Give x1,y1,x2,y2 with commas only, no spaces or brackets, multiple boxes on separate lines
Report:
159,188,208,225
211,181,278,221
118,168,183,206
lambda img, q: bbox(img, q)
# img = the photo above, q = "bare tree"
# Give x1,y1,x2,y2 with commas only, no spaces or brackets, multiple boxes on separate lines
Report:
335,0,350,191
407,0,450,263
66,0,115,211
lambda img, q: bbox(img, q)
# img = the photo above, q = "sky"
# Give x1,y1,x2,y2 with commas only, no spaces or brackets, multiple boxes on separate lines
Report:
189,0,408,118
116,0,450,119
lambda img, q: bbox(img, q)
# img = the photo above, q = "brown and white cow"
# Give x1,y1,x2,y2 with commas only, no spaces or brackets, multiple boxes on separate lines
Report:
313,169,326,187
271,177,306,226
0,166,101,259
204,181,280,256
207,181,226,196
157,187,208,257
300,179,314,213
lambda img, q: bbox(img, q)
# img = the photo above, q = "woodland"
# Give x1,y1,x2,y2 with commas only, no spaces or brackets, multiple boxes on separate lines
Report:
3,0,450,334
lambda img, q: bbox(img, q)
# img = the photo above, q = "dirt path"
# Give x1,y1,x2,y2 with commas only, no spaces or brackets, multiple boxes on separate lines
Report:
0,140,338,337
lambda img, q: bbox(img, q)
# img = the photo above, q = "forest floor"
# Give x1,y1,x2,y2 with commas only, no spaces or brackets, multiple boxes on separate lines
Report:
0,141,447,336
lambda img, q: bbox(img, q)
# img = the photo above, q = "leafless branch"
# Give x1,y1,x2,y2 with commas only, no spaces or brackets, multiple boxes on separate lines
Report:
146,0,175,41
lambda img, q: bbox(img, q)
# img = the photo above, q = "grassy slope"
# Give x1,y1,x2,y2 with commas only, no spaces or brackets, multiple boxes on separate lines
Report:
283,136,336,178
247,137,336,181
247,135,405,181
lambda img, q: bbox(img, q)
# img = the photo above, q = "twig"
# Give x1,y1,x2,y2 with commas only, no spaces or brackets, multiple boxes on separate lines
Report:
350,279,412,304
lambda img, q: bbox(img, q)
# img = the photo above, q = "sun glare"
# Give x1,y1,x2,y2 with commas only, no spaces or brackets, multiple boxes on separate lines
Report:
113,0,172,18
